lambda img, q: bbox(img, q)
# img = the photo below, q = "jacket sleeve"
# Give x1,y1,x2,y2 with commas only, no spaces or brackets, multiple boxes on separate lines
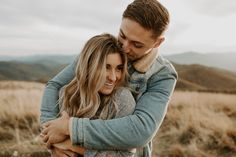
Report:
40,61,76,124
69,66,177,150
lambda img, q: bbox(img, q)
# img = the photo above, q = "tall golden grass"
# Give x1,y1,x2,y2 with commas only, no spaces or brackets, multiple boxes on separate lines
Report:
153,91,236,157
0,81,47,157
0,81,235,157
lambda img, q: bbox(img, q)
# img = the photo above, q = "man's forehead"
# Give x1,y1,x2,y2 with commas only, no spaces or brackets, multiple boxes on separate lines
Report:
119,19,155,44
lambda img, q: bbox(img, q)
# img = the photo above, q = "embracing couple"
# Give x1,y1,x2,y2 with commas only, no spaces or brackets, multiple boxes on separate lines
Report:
40,0,177,157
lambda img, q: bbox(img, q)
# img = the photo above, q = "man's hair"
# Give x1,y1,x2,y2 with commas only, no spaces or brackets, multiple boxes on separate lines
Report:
123,0,170,38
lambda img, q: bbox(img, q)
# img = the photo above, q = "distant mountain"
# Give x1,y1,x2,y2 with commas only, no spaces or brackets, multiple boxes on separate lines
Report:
165,52,236,72
0,61,66,83
0,55,76,65
1,60,236,93
2,52,235,72
173,63,236,93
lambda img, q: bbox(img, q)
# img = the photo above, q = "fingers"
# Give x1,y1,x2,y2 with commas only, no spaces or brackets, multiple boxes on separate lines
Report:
41,127,49,135
40,128,49,145
63,150,78,157
39,133,44,138
46,138,53,149
40,123,49,139
43,134,49,143
51,147,69,157
42,122,50,128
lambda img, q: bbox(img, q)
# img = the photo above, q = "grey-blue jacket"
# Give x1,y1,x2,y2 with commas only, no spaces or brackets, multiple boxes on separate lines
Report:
40,52,177,157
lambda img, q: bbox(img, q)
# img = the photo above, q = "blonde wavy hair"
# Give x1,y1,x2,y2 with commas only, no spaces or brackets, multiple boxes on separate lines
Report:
60,33,128,119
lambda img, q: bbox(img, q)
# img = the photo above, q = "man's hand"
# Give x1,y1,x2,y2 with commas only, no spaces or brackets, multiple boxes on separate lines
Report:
51,147,77,157
41,111,70,148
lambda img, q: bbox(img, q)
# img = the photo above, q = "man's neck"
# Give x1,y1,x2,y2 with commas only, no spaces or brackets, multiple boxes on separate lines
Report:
132,49,158,73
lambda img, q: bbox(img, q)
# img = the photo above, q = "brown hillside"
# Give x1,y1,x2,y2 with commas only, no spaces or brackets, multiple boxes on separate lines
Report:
1,61,236,93
176,78,206,91
173,63,236,93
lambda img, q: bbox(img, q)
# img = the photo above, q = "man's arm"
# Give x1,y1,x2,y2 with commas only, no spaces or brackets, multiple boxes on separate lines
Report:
40,61,76,124
69,66,177,150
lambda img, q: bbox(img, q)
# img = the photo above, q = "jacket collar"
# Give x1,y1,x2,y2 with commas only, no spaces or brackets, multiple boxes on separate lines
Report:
132,49,158,73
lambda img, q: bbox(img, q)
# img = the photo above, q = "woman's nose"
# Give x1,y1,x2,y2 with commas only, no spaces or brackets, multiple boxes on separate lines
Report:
108,70,116,82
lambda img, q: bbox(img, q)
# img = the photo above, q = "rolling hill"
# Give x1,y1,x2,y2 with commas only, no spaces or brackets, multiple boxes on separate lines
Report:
0,61,66,83
0,54,76,65
165,52,236,72
173,63,236,93
1,60,236,93
2,52,235,72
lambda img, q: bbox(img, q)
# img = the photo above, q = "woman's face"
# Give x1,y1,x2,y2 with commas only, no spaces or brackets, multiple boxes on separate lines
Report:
99,53,124,95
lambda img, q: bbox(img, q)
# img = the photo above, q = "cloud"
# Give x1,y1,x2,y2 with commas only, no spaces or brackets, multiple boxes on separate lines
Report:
0,0,235,55
159,0,236,54
0,0,132,55
182,0,236,17
0,0,126,29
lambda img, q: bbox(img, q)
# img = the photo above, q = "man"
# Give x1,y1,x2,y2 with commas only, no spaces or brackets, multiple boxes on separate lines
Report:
40,0,177,156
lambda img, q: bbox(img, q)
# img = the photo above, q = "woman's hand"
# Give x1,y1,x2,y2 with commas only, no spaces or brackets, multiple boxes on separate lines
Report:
41,111,70,148
54,139,85,155
51,147,78,157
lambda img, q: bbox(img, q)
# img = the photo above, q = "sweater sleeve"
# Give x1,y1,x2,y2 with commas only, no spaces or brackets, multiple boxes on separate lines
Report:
114,87,136,118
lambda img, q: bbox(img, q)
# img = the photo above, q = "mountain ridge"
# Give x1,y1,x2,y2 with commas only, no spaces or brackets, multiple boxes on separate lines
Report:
165,52,236,72
0,61,66,83
173,63,236,93
1,60,236,94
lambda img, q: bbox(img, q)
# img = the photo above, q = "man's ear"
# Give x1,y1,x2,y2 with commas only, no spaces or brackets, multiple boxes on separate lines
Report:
154,37,165,48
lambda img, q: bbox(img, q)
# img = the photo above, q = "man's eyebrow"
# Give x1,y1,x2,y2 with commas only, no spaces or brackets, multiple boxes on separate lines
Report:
120,29,145,46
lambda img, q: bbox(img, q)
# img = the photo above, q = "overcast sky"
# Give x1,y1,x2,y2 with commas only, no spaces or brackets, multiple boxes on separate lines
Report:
0,0,236,56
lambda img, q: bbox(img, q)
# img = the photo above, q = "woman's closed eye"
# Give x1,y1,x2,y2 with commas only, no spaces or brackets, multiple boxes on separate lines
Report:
116,65,124,72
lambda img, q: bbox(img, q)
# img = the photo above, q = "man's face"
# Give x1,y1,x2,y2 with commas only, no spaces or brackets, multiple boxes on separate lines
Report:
118,18,163,61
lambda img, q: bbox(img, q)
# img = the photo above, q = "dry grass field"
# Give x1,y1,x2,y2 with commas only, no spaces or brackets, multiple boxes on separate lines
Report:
153,91,236,157
0,81,235,157
0,81,48,157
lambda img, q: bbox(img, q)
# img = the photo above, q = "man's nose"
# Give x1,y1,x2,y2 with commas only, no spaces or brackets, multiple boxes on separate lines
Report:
122,40,131,53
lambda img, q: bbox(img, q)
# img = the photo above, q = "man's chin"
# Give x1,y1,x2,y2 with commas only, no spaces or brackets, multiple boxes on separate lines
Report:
127,55,136,61
128,55,141,62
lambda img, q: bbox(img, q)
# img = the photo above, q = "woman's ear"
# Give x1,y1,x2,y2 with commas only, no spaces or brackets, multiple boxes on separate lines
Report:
154,37,165,48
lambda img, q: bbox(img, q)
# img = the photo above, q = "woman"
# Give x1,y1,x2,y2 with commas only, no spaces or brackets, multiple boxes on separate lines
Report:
41,33,136,157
